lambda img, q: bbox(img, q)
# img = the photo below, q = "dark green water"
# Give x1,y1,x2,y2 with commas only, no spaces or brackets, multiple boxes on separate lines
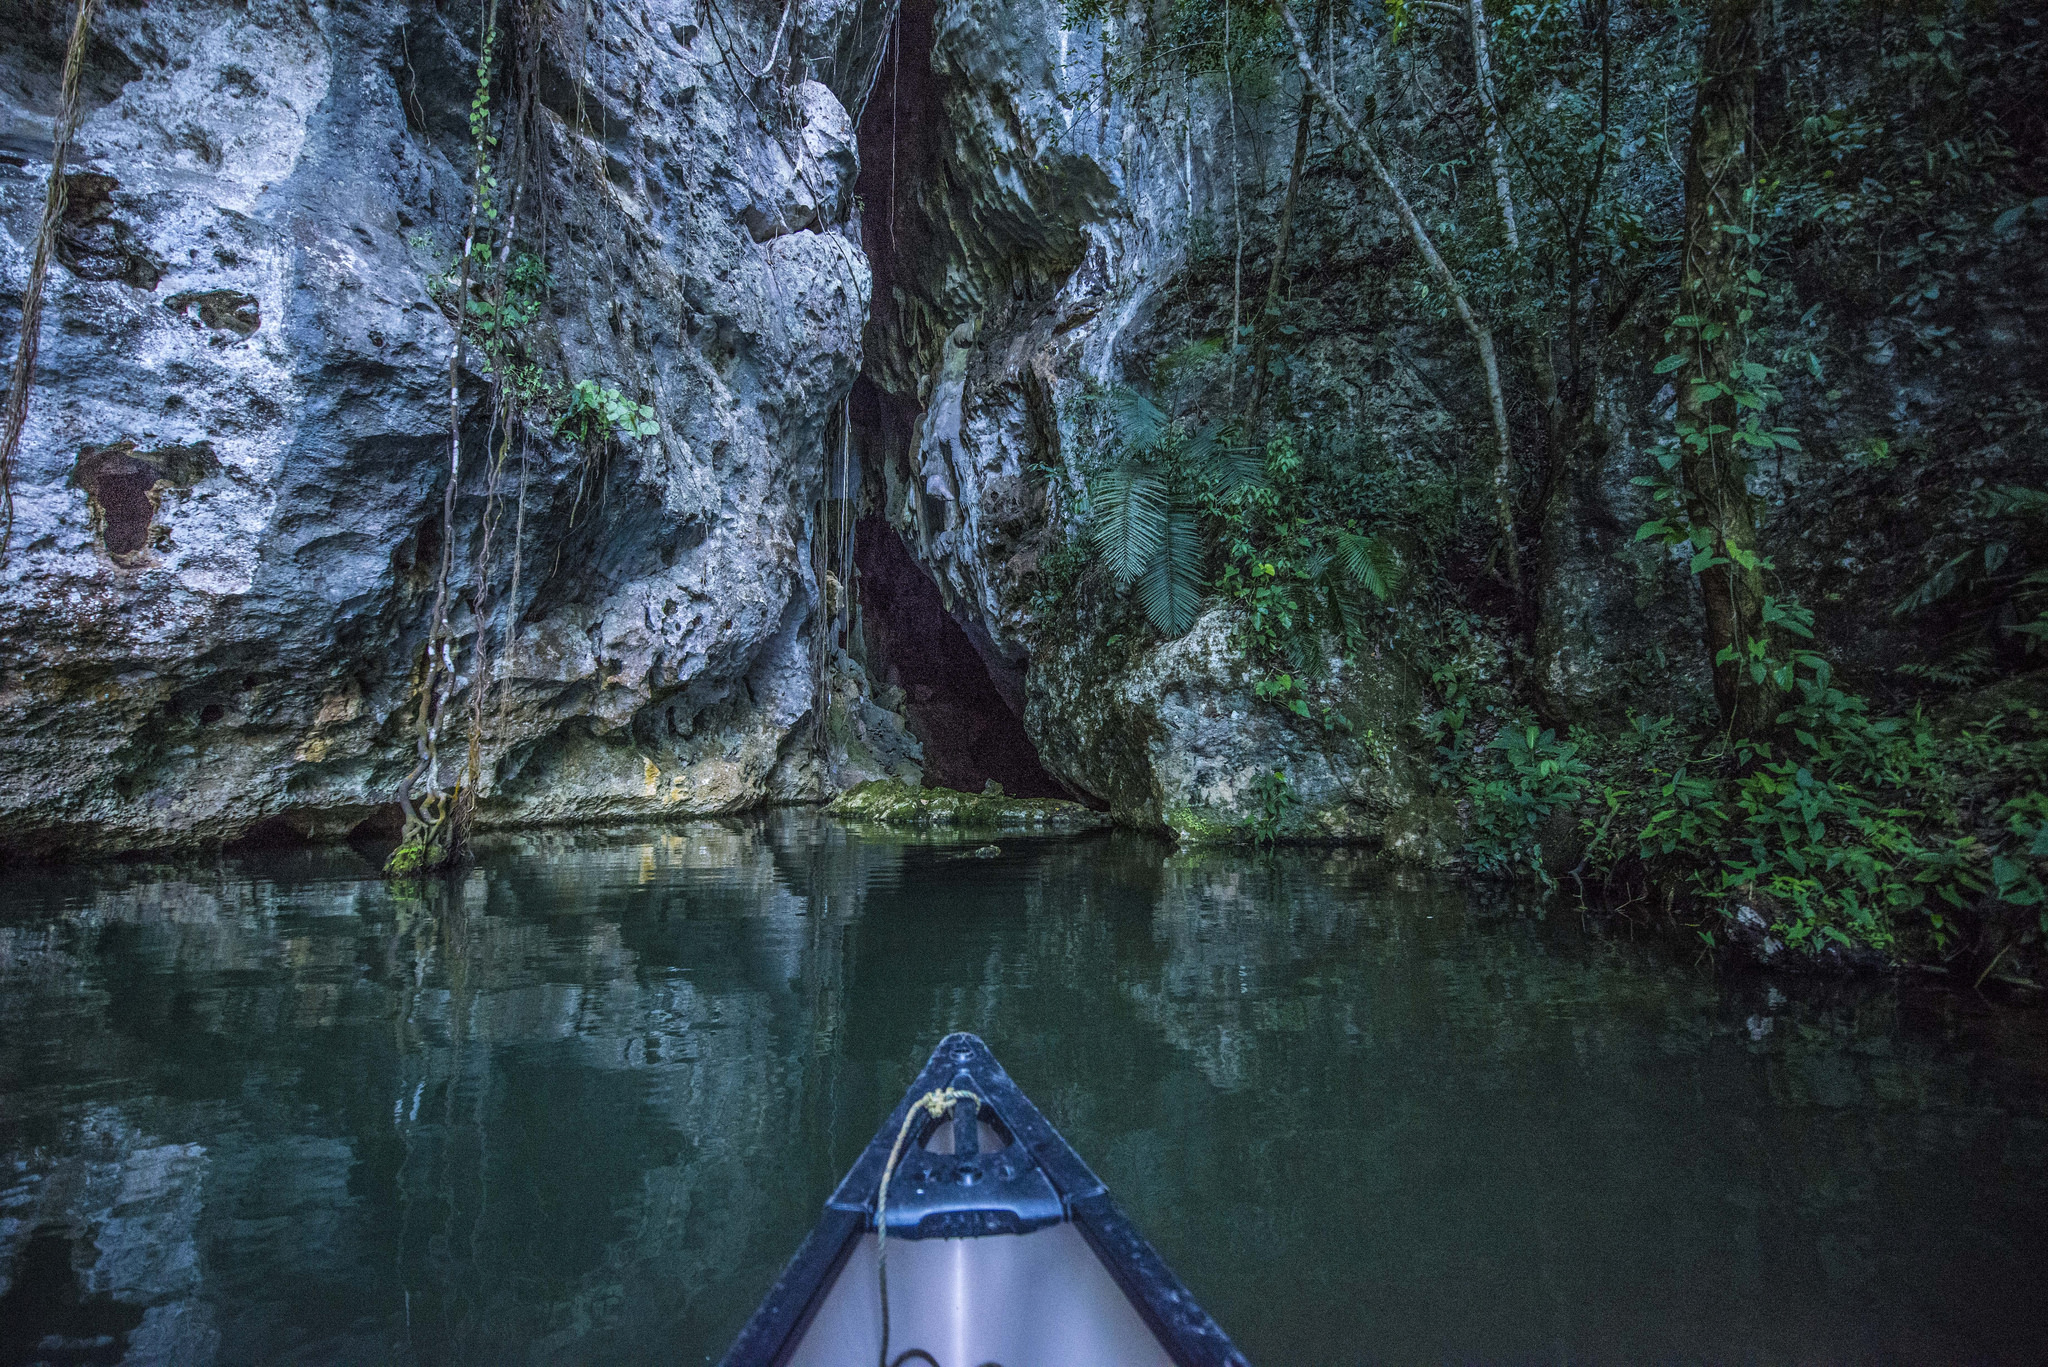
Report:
2,816,2045,1365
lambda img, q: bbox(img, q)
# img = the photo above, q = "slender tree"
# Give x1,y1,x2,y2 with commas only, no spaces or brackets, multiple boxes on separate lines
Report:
1246,0,1329,424
1270,0,1522,596
1674,0,1779,738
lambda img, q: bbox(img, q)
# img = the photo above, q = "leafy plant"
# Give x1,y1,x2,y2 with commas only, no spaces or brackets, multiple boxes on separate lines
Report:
1893,484,2048,663
1454,723,1590,889
1580,683,2048,956
464,250,548,351
557,380,659,445
1085,386,1261,636
1248,766,1297,847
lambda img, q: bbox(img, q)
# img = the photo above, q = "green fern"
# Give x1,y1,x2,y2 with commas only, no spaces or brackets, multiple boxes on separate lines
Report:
1137,507,1206,635
1336,531,1401,601
1106,386,1169,454
1895,647,1996,687
1082,386,1271,638
1186,421,1265,497
1893,484,2048,661
1088,460,1169,587
1300,530,1402,648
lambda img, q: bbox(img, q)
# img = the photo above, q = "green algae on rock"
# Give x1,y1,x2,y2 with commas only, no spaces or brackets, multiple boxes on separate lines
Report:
826,780,1107,832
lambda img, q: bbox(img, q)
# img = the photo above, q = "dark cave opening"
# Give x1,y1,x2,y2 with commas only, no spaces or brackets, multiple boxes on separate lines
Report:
852,0,940,392
853,507,1065,798
839,2,1069,801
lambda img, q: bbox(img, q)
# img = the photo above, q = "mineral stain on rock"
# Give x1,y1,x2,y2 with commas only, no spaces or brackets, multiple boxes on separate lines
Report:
70,440,217,565
54,172,164,290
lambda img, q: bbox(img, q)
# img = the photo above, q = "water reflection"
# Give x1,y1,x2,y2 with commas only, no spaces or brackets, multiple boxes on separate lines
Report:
2,815,2045,1364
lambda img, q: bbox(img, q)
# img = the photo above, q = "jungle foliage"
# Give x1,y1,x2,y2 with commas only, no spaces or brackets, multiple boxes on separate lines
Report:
1055,0,2047,972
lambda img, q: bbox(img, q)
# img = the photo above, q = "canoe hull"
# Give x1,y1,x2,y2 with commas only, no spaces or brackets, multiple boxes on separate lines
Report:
781,1224,1174,1367
719,1033,1248,1367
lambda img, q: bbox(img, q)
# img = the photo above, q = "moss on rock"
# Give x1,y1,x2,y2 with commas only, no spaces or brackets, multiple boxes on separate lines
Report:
383,839,458,878
826,780,1107,832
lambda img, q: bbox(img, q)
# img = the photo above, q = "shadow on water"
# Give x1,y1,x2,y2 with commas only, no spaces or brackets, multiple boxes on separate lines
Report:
2,813,2046,1364
0,1227,145,1366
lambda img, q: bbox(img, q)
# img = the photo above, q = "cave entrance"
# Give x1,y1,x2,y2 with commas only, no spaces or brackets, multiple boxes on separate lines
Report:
839,2,1065,800
853,505,1065,798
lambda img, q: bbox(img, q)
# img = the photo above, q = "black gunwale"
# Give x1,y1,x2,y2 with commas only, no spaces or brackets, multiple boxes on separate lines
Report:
718,1032,1250,1367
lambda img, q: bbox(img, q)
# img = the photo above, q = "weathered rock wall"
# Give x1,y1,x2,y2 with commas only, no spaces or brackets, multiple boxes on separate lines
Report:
7,0,2036,859
849,0,1453,849
0,0,920,856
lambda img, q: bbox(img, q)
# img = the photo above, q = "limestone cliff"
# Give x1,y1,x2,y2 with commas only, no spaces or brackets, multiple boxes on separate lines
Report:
0,0,919,855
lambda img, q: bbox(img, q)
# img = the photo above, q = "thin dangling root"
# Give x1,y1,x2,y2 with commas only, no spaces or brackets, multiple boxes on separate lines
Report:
0,0,98,565
386,785,464,877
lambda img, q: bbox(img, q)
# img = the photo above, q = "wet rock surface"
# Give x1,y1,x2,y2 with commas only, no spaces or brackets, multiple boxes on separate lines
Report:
825,777,1106,831
847,0,1459,848
1028,608,1450,853
0,0,914,855
1,0,2037,867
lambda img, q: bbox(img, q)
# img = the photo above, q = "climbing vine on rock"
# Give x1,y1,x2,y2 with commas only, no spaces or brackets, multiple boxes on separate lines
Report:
0,0,98,566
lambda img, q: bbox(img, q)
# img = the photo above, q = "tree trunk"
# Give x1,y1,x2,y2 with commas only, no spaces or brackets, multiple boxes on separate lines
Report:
1528,0,1615,722
1468,0,1518,255
1245,76,1314,424
1271,1,1521,596
1676,0,1779,739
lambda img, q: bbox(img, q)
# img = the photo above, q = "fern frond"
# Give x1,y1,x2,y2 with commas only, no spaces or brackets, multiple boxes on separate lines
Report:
1893,548,1971,616
1327,584,1372,646
1108,385,1169,454
1187,422,1267,497
1136,505,1205,636
1088,460,1168,588
1336,531,1401,601
1895,646,1996,687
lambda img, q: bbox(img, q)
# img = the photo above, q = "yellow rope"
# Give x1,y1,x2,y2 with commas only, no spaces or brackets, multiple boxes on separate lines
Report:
875,1086,981,1367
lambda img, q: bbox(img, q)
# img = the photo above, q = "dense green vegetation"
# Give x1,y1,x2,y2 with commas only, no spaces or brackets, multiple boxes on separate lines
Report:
1052,0,2047,972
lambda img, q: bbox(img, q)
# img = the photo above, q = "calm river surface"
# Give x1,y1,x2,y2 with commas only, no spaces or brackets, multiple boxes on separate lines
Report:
3,815,2045,1364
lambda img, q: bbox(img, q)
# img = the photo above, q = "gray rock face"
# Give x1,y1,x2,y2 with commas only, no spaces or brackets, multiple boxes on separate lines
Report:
849,0,2044,852
852,0,1449,846
1029,607,1449,854
8,0,2019,861
0,0,917,854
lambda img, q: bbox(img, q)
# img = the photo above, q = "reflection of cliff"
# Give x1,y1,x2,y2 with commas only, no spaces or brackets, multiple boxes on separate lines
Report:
4,821,2046,1363
0,820,894,1363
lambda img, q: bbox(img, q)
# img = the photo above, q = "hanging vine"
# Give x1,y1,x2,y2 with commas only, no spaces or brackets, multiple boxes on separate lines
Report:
387,0,504,878
0,0,98,566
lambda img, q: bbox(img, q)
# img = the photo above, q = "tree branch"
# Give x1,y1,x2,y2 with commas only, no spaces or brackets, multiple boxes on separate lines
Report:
1270,0,1520,593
